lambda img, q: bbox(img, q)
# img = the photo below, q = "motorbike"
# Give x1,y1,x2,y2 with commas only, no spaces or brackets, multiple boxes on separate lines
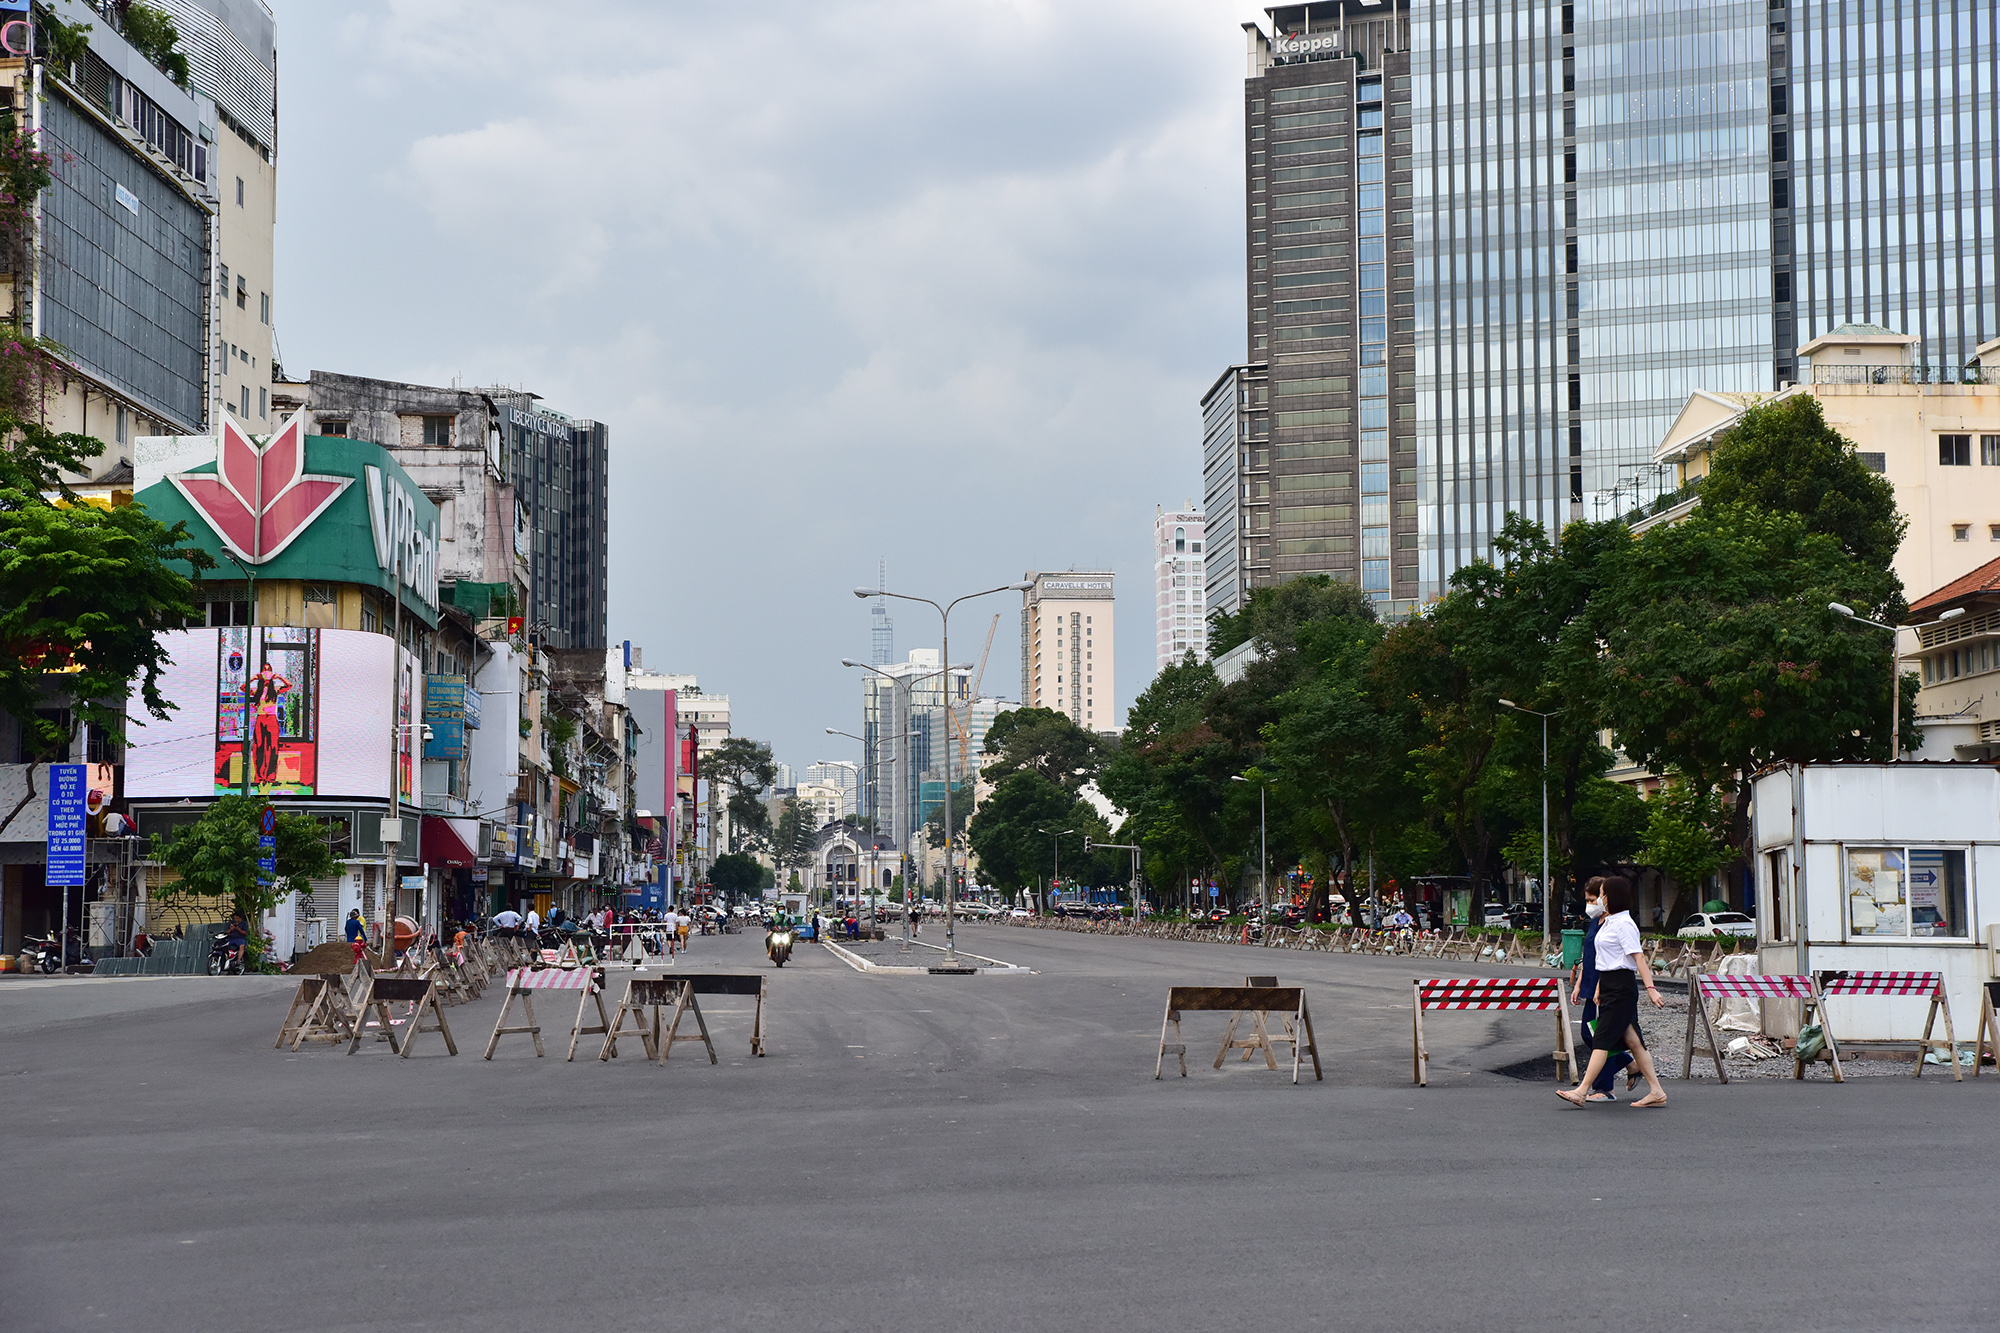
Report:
27,927,92,974
765,925,795,968
207,932,247,976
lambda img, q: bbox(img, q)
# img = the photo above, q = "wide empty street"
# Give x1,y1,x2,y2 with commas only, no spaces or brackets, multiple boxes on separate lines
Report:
3,925,1994,1332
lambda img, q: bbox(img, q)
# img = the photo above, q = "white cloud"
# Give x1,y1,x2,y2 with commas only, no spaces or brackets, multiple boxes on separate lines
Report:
273,0,1261,768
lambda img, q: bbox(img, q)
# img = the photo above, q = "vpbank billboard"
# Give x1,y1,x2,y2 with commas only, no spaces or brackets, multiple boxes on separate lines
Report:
134,410,442,626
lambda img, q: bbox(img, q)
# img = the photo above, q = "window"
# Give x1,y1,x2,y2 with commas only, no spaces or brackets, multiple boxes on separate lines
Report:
1983,435,2000,466
1953,524,1971,542
236,275,247,309
1191,542,1202,553
260,292,270,325
241,386,251,417
1844,846,1966,938
422,415,453,447
1990,525,2000,542
258,387,267,419
1939,434,1971,465
320,419,348,437
235,176,244,206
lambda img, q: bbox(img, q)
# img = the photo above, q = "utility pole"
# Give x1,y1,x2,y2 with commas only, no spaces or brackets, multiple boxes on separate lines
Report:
381,545,403,968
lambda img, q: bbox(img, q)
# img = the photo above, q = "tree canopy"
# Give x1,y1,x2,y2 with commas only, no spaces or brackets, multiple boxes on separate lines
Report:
706,737,777,850
151,796,340,943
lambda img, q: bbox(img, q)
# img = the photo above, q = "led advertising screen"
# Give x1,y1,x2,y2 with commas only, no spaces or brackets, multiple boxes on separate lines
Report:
126,627,420,801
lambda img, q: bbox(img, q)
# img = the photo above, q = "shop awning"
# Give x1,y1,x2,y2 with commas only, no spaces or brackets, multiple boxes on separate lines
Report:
420,816,481,869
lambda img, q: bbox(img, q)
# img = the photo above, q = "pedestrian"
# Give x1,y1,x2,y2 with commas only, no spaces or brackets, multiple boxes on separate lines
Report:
1557,875,1667,1109
344,908,369,964
524,905,542,937
1569,878,1634,1102
677,911,691,949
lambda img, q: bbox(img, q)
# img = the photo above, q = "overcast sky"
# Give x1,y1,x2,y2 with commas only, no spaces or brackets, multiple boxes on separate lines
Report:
272,0,1268,774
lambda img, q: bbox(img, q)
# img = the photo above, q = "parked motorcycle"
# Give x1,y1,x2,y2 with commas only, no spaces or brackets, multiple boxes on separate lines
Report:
27,927,91,974
766,926,795,968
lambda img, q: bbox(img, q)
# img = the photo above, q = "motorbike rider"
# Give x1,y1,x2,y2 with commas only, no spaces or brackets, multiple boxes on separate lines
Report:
344,908,370,962
219,911,251,969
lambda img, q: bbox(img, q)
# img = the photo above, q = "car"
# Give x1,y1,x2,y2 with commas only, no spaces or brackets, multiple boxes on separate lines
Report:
1678,911,1756,939
1481,904,1510,927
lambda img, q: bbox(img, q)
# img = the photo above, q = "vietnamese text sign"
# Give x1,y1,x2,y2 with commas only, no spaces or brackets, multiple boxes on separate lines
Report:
46,764,87,887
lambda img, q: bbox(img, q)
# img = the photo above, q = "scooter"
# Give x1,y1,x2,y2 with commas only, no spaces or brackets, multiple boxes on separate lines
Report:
27,928,92,974
207,932,247,976
765,926,795,968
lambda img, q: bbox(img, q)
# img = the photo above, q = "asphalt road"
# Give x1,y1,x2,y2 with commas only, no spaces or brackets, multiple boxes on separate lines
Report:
2,923,1994,1332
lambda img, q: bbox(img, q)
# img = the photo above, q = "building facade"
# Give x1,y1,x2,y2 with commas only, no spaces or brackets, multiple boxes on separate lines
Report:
804,760,859,817
1020,571,1115,730
490,393,609,650
1201,362,1266,616
1224,0,2000,603
1154,505,1208,671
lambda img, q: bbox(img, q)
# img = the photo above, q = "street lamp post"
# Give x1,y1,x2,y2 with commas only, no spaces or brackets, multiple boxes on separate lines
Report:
1830,601,1964,762
1037,828,1075,911
1498,699,1560,961
1231,774,1268,925
854,581,1032,964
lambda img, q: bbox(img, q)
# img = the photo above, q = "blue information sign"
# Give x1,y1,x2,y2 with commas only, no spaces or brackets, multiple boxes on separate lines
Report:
257,806,276,886
46,764,86,887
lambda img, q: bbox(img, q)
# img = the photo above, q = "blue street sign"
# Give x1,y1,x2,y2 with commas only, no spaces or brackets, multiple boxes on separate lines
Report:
1908,869,1938,885
260,805,276,835
1208,884,1220,898
46,764,86,887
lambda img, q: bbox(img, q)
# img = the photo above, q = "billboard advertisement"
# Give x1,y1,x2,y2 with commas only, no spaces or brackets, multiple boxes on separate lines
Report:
126,627,420,801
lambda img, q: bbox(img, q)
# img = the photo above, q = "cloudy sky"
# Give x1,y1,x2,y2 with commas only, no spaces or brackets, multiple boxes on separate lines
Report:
273,0,1267,772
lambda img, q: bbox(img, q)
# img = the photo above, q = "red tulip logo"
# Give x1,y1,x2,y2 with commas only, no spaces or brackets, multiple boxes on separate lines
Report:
168,409,352,564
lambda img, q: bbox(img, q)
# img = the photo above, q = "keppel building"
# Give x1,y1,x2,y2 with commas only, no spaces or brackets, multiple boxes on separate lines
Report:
1220,0,2000,604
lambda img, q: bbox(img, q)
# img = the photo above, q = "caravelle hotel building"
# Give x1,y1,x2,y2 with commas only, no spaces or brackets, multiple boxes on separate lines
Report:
1021,572,1115,733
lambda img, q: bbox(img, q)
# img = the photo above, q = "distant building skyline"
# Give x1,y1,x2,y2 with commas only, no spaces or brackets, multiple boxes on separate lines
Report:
1154,505,1208,673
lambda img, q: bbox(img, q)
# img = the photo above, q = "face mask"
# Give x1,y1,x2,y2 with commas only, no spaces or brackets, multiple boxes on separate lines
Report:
1585,901,1606,919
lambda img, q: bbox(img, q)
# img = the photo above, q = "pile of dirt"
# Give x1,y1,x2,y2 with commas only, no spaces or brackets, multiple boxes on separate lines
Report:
291,941,365,975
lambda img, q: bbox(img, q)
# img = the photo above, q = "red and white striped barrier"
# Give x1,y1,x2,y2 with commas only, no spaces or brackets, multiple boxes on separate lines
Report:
1412,977,1574,1085
504,967,595,990
485,967,608,1059
1816,970,1960,1080
1683,973,1839,1083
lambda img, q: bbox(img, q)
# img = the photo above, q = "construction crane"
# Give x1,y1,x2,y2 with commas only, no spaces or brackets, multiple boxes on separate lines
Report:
954,613,1000,782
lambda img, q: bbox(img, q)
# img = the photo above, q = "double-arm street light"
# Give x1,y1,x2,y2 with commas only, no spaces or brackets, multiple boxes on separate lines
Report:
1829,601,1964,762
1231,774,1268,924
841,660,970,948
1498,699,1560,956
856,581,1033,964
1037,828,1075,913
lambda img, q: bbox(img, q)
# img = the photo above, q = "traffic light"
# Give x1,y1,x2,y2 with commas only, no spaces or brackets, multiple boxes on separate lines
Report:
1082,836,1092,853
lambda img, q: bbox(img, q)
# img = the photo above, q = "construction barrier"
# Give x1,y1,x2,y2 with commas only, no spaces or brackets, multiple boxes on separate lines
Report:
482,967,604,1060
599,973,770,1065
1974,981,2000,1078
347,975,457,1057
1682,973,1842,1083
1412,976,1574,1087
1817,970,1961,1080
1155,985,1321,1083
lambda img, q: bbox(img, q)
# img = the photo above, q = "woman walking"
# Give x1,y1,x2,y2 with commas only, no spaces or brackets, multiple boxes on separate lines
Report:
1557,875,1668,1109
1570,877,1635,1101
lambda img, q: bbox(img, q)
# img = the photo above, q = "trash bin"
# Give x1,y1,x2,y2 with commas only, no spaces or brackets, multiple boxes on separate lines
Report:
1561,929,1585,967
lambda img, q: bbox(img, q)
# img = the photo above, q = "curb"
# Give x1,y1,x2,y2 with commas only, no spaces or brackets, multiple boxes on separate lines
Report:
819,938,1030,976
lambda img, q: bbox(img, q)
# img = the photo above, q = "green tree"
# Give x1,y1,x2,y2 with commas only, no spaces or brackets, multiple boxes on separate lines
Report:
120,4,190,88
151,796,339,957
965,770,1117,894
709,851,762,900
1698,395,1906,571
923,781,973,848
980,707,1110,792
771,796,817,885
1638,775,1735,926
1207,574,1376,657
1592,502,1905,854
706,737,777,851
0,417,210,749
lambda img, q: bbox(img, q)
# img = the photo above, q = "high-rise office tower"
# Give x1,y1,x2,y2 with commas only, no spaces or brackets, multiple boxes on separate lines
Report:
1230,8,1423,618
1154,505,1209,671
1226,1,2000,602
1201,363,1267,616
488,391,610,648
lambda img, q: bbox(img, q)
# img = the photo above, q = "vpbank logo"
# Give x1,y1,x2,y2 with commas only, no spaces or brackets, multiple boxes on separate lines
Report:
167,409,353,565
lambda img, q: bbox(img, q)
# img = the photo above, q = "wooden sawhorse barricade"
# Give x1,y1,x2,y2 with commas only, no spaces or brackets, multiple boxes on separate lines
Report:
1214,974,1304,1067
1973,981,2000,1078
1683,973,1842,1082
1413,977,1574,1086
482,967,610,1060
276,973,362,1051
347,975,457,1057
1817,970,1962,1080
600,973,769,1065
1155,985,1322,1083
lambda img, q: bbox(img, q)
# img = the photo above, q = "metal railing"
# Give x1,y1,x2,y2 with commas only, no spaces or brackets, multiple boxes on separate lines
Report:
1810,363,1999,386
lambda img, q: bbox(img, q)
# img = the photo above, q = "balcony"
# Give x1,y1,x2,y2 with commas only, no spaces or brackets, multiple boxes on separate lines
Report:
1811,364,2000,387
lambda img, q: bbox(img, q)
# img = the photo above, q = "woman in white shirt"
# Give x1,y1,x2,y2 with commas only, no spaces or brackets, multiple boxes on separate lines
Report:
1556,875,1668,1109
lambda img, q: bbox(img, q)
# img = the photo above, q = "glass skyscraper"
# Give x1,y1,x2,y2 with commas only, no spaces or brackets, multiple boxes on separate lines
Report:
1215,0,2000,606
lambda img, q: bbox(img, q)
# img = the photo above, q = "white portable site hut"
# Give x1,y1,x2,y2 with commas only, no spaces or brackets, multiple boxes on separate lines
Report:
1751,762,2000,1041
